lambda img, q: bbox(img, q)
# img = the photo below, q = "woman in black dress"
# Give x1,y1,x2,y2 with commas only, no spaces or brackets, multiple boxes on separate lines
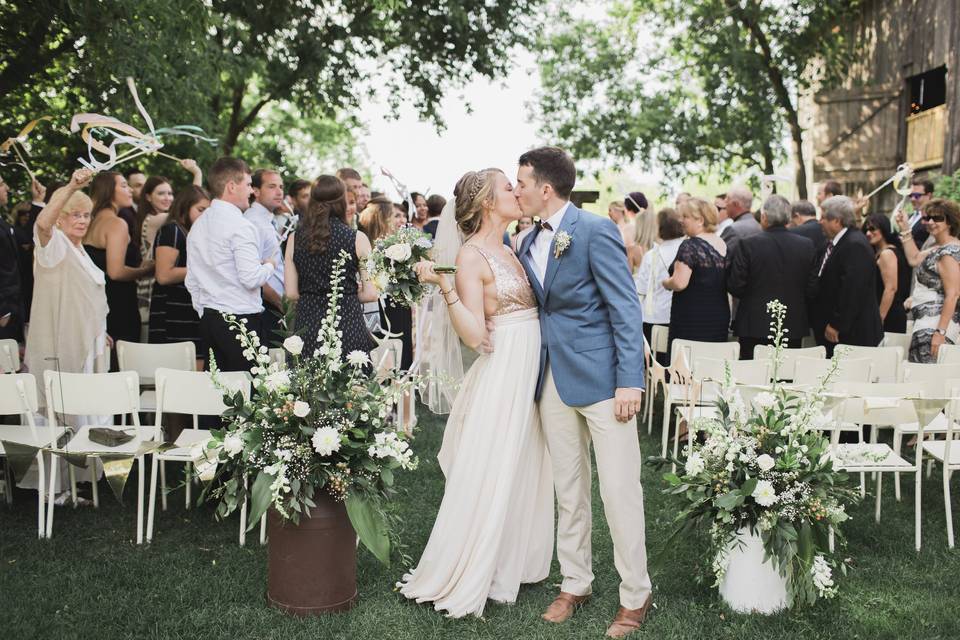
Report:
862,214,910,333
662,197,730,351
284,175,378,359
84,171,154,346
148,186,210,368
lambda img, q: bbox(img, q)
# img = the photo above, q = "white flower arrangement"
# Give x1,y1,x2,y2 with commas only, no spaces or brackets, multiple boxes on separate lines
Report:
367,226,435,306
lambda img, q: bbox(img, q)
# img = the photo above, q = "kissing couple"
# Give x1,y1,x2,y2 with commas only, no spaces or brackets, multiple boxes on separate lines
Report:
397,147,653,638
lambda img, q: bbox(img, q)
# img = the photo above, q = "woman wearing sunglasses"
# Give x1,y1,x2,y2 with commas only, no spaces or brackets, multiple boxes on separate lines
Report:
862,214,910,333
896,199,960,362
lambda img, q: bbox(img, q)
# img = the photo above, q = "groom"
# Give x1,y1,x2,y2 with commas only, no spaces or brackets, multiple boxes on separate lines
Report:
515,147,652,638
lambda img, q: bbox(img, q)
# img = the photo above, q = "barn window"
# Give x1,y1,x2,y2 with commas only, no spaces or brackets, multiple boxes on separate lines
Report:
908,66,946,115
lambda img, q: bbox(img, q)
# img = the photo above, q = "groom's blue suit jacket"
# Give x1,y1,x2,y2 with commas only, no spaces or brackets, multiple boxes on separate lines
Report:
518,204,645,406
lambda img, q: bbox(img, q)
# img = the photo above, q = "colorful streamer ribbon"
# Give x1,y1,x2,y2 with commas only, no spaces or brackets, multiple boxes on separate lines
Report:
0,116,52,181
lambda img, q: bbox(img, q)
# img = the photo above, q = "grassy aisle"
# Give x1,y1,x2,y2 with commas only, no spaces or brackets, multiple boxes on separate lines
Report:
1,405,958,640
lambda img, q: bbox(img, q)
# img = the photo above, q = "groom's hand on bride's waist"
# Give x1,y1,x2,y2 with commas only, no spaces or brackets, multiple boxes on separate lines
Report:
614,388,643,423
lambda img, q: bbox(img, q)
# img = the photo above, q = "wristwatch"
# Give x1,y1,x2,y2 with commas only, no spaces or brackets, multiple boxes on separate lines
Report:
935,328,947,336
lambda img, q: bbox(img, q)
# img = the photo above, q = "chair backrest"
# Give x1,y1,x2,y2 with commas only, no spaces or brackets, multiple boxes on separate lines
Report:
650,325,669,356
793,357,873,387
154,369,250,431
44,370,141,428
833,381,922,426
267,348,286,368
693,358,771,386
753,345,826,380
882,332,912,353
902,362,960,395
671,339,740,373
836,344,902,382
0,338,20,373
116,340,196,385
937,344,960,364
372,338,404,376
0,373,40,438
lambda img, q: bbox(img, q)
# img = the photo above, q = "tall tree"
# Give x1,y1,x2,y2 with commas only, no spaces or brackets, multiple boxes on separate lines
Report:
534,0,861,197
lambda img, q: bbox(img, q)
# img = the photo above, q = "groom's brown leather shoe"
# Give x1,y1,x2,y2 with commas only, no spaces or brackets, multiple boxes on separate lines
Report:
605,597,652,638
541,591,590,623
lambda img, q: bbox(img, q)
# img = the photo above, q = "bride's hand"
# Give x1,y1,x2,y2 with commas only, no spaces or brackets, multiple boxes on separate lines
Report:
414,260,444,286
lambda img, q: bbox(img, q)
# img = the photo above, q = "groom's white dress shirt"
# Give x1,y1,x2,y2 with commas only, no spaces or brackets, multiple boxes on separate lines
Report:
529,201,571,284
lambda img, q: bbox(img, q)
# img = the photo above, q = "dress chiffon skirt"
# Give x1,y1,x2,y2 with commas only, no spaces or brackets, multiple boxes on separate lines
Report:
399,307,554,617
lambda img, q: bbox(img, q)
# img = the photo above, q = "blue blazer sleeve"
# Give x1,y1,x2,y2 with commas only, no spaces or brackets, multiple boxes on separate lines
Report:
588,218,646,389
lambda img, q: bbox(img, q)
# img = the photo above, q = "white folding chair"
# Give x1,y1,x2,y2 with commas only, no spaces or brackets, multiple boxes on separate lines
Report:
753,344,826,380
642,326,669,433
146,369,254,543
659,340,739,458
792,356,873,389
916,385,960,548
882,332,912,354
838,344,903,382
0,374,64,537
372,337,414,434
116,340,196,416
936,344,960,364
0,338,19,373
44,370,151,543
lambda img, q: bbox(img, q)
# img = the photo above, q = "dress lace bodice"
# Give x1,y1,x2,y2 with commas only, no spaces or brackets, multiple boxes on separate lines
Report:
466,244,537,316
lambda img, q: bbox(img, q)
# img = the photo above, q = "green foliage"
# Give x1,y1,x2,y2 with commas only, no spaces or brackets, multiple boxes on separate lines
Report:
934,168,960,202
534,0,862,194
346,493,392,566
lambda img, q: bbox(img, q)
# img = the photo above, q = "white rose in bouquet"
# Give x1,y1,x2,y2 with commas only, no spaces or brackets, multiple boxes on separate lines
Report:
756,453,776,472
384,242,412,262
293,401,310,418
283,335,304,355
223,433,244,458
684,452,706,476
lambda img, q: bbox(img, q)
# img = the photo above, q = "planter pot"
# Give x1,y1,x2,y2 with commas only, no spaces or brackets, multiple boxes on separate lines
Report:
718,528,788,614
266,493,358,615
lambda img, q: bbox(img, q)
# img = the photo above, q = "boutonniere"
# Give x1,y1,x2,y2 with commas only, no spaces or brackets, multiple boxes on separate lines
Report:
553,230,572,258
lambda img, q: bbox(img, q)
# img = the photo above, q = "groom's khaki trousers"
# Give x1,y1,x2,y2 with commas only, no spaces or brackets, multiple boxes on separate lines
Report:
539,366,652,609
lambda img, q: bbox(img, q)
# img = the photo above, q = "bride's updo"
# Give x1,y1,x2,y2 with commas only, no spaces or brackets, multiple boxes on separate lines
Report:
454,168,502,237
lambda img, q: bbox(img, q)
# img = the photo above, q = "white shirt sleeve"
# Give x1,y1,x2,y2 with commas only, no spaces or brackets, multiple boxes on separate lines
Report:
231,223,274,290
34,227,69,268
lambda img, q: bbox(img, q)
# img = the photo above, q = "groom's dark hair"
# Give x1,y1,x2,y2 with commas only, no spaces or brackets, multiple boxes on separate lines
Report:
518,146,576,198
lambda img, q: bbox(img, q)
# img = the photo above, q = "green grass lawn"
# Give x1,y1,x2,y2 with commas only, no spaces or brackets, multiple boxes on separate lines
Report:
2,403,958,640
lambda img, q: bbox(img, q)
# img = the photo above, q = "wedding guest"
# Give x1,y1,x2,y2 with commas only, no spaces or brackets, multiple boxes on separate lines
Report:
630,209,658,272
411,192,429,229
815,180,843,205
675,192,691,207
357,182,371,212
609,199,635,249
789,199,828,254
12,202,34,323
422,194,446,239
905,177,936,248
393,202,409,228
336,167,363,195
285,175,377,359
136,175,173,326
625,192,649,247
186,157,275,371
635,208,684,362
148,186,210,369
897,199,960,362
245,168,286,346
720,184,761,257
662,198,729,348
288,179,312,216
810,196,883,357
511,213,534,252
726,195,818,358
345,185,358,227
862,214,910,333
124,167,147,208
84,171,154,345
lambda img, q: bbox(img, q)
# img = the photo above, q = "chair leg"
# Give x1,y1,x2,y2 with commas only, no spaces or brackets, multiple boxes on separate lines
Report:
90,461,99,508
46,458,58,539
875,471,883,523
160,460,168,511
147,455,159,543
945,464,955,549
239,478,248,547
915,466,923,552
69,464,77,507
260,513,267,545
893,430,903,501
36,452,46,539
660,393,672,458
185,462,192,509
3,461,13,505
136,456,144,545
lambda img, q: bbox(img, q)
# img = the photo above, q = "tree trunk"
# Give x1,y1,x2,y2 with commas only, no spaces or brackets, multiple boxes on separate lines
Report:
222,82,276,155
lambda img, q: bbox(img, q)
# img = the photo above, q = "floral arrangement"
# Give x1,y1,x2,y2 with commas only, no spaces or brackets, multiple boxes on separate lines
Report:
366,226,436,307
659,301,859,607
197,253,419,565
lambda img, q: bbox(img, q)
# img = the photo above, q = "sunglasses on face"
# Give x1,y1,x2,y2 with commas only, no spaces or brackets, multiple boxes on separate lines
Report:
909,192,926,200
922,214,946,223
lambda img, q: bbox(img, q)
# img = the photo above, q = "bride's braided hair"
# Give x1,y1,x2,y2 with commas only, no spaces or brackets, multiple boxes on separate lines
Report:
454,168,501,237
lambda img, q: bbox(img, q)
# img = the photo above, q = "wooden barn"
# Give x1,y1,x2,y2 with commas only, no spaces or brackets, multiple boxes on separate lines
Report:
805,0,960,207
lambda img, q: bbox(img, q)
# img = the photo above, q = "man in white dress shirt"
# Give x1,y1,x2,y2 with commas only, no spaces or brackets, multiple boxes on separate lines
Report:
186,158,275,371
245,169,287,345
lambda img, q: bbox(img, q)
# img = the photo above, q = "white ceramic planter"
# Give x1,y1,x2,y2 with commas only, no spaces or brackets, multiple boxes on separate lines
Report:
719,528,788,614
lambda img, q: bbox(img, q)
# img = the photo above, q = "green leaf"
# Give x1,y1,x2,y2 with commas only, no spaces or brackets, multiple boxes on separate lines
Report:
246,472,275,532
346,493,390,566
716,490,743,510
381,467,394,486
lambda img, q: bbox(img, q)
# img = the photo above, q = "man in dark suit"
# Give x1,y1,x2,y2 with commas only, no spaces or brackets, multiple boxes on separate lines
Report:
789,199,828,254
727,195,818,359
905,177,936,248
809,195,883,357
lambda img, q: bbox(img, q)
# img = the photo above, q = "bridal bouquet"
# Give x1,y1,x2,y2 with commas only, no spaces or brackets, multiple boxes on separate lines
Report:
367,227,446,306
659,301,859,607
198,253,419,565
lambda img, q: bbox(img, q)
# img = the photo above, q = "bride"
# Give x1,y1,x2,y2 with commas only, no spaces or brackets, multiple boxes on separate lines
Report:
398,168,553,617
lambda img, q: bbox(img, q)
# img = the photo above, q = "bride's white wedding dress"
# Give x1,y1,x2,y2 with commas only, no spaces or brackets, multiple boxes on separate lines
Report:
399,243,553,618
